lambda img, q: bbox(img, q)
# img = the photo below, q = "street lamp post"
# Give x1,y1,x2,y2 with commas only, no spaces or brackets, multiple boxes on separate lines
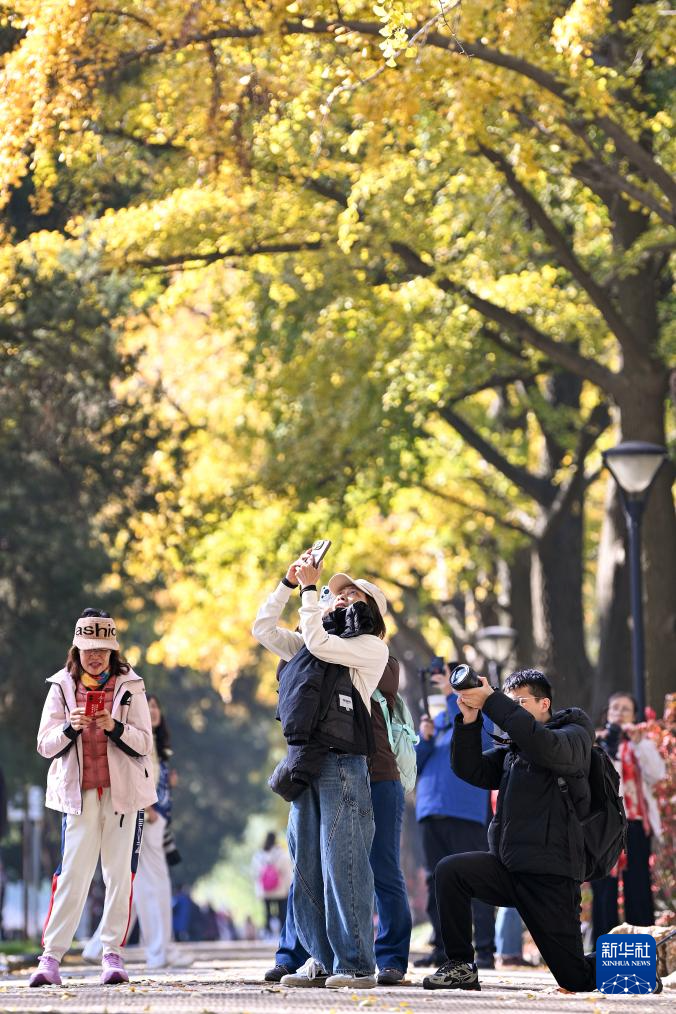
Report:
601,441,668,719
475,625,518,687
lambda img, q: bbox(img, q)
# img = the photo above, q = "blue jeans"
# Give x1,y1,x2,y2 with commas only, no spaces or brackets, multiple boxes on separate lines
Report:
370,780,411,972
277,777,411,974
275,879,308,971
287,753,376,975
495,906,523,957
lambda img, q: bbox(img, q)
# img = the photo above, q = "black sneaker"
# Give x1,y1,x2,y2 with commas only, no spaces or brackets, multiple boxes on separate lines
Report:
264,963,291,982
377,967,406,985
475,952,495,970
413,949,446,967
423,959,481,991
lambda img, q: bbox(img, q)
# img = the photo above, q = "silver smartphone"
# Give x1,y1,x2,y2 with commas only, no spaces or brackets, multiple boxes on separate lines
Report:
311,539,332,566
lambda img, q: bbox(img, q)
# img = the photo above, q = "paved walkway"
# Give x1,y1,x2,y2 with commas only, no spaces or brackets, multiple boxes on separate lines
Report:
0,942,671,1013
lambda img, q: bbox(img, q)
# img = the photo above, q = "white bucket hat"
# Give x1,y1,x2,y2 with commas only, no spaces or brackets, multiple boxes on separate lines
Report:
328,573,388,617
73,615,120,651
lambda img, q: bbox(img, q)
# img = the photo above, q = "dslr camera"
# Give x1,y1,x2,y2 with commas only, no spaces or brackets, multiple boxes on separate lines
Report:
601,721,626,760
449,663,482,692
419,656,446,678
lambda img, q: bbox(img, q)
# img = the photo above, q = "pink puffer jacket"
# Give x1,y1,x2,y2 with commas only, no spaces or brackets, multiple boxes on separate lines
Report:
37,667,158,816
75,678,116,791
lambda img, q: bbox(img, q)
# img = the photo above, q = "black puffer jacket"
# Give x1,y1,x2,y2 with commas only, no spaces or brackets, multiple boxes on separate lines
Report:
451,691,594,881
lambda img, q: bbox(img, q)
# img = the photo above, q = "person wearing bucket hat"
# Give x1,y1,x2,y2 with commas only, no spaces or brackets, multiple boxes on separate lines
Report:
29,608,156,989
327,573,388,619
253,552,389,989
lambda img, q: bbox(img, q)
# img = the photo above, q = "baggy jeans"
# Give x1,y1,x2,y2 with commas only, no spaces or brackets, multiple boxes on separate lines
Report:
287,752,376,975
278,779,412,974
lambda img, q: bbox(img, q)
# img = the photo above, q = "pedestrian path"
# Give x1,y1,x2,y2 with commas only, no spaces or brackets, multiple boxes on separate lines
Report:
0,942,671,1012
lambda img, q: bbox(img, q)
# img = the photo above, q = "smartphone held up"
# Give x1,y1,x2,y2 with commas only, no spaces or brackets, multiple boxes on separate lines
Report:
310,539,331,566
84,690,106,717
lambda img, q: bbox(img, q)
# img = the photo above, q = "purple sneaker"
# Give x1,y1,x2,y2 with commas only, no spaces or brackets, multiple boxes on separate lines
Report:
101,951,129,985
29,955,62,987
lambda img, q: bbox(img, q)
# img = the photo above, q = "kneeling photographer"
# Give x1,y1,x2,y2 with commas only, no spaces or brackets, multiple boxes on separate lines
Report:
424,666,597,993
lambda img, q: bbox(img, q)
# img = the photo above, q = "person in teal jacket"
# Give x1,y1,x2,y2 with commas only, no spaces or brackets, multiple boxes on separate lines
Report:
414,664,495,968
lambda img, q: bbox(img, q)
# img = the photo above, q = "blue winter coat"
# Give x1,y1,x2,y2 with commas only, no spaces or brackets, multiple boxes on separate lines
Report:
414,694,494,825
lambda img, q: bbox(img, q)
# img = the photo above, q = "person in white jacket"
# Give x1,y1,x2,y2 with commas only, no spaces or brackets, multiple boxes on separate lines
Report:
252,553,389,989
592,692,667,943
82,694,188,969
29,608,156,988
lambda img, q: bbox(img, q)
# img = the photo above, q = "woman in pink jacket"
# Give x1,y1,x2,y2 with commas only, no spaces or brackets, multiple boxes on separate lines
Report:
29,608,157,988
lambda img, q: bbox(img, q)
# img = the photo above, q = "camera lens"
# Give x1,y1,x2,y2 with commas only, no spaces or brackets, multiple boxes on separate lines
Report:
450,664,481,691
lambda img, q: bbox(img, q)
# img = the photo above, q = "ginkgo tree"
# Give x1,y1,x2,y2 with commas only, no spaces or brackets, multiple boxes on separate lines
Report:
1,0,674,706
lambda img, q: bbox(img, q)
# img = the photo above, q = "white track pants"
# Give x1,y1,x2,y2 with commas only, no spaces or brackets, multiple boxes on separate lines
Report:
42,788,143,961
133,812,174,967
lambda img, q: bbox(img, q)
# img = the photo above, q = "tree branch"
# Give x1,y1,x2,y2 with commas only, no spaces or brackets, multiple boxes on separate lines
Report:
101,127,184,152
103,15,675,207
114,26,260,69
437,403,555,505
572,157,676,227
415,481,533,536
478,144,642,351
535,401,611,541
389,240,623,397
92,6,158,32
595,116,676,210
131,239,322,270
447,370,539,405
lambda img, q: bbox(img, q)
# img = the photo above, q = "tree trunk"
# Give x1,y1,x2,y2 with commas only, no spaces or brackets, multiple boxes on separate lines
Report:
594,483,632,723
609,188,676,711
615,381,676,711
388,611,437,722
507,545,535,669
531,495,595,711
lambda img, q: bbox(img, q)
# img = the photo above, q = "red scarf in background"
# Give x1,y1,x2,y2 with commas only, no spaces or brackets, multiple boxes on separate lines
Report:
611,738,651,875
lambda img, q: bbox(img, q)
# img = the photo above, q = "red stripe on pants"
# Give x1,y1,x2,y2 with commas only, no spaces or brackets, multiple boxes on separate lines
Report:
41,874,59,947
120,872,136,947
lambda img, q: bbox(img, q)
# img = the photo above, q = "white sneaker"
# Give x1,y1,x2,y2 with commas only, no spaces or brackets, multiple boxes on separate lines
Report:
81,939,102,963
280,957,328,987
326,972,377,989
146,952,194,970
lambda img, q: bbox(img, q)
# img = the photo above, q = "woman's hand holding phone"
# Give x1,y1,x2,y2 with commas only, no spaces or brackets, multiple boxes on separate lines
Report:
94,707,115,733
70,706,91,731
286,548,313,586
296,559,321,588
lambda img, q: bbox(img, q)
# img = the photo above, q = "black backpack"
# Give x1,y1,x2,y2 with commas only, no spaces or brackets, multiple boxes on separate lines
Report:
559,745,628,881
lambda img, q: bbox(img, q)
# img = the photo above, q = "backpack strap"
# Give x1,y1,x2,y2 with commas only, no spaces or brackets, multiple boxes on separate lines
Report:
371,689,395,752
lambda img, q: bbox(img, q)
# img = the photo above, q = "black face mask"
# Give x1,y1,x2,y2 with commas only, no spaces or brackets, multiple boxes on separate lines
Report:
322,601,376,638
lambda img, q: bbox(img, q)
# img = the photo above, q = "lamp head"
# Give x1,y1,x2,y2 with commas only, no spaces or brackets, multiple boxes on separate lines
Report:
602,441,667,498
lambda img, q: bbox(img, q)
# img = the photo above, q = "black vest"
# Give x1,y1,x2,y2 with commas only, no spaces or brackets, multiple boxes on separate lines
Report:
277,646,374,756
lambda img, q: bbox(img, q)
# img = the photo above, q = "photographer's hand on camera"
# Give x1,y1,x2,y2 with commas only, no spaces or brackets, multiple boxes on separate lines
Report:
454,675,493,723
456,697,480,724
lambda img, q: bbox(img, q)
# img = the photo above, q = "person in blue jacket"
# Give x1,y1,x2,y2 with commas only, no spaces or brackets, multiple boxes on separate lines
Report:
414,663,495,968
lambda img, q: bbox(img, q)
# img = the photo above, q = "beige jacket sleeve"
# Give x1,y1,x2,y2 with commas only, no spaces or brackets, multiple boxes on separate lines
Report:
252,582,304,662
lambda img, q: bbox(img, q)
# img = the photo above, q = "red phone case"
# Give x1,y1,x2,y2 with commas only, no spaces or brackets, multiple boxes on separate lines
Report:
85,691,106,717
